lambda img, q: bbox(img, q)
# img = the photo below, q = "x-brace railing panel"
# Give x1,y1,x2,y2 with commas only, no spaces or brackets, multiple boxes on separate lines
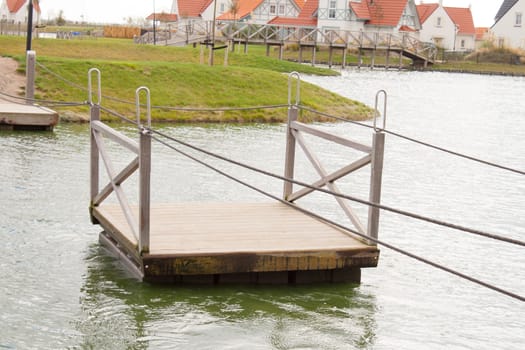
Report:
284,73,386,243
91,123,140,243
291,127,369,235
89,68,152,255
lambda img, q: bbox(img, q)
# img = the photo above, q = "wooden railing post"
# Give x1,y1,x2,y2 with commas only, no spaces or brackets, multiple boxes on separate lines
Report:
283,105,298,200
89,104,100,224
139,128,151,254
136,86,152,255
367,131,385,244
283,73,300,200
88,68,102,224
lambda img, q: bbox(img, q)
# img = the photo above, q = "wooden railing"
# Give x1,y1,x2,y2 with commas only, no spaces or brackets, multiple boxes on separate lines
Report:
283,73,385,243
219,23,437,63
88,69,152,255
88,69,385,254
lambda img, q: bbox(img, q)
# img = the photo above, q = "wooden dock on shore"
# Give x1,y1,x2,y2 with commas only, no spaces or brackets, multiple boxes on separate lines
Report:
0,103,59,131
88,74,385,284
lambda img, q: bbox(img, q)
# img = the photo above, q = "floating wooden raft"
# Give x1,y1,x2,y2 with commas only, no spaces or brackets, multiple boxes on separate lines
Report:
93,202,379,284
0,103,59,131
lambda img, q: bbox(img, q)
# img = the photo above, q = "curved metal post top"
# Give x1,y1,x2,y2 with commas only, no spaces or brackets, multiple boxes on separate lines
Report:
374,90,387,131
135,86,151,129
87,68,102,105
287,71,301,106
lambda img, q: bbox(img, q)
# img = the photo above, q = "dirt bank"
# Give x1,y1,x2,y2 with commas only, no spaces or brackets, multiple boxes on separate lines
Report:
0,57,25,103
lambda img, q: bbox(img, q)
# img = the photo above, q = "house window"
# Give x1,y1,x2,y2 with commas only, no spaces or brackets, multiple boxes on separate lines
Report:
516,12,522,26
329,0,337,19
436,17,442,27
279,4,285,15
270,4,276,15
461,39,465,48
220,4,225,12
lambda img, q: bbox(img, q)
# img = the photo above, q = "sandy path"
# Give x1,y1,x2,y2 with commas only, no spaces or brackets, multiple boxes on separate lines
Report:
0,57,26,103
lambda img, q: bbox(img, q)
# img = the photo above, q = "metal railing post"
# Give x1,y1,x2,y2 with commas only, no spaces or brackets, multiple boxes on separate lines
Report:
283,72,301,200
367,90,387,244
136,87,152,254
88,68,102,224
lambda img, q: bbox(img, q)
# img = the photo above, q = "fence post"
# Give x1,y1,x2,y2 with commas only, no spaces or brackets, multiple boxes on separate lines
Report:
88,68,102,224
367,131,384,244
283,72,300,200
139,128,151,254
89,104,100,224
25,50,36,103
367,90,387,244
136,87,152,255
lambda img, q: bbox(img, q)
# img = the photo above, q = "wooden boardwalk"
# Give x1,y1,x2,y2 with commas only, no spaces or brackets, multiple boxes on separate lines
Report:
93,202,379,283
0,103,58,131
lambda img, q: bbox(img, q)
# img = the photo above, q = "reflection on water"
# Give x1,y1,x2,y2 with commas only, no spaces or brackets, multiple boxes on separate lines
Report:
77,245,377,349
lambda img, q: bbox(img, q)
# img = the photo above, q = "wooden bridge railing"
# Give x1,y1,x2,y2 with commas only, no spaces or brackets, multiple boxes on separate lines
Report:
219,23,436,63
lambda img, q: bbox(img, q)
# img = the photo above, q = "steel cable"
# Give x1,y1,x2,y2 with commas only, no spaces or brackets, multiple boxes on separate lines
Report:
150,133,525,303
298,105,525,176
148,127,525,248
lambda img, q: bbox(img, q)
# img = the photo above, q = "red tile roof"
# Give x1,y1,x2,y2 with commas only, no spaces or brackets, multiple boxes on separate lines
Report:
177,0,213,18
444,7,475,34
365,0,409,27
416,3,438,24
7,0,40,14
268,0,318,27
349,1,371,20
219,0,306,21
269,16,317,26
298,0,318,19
475,27,489,41
218,0,265,20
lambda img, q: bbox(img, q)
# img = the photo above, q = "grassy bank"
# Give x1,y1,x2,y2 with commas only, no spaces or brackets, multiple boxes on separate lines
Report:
0,36,376,123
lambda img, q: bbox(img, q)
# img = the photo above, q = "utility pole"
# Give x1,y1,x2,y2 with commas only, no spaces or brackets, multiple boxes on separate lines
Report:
26,0,33,51
153,0,156,45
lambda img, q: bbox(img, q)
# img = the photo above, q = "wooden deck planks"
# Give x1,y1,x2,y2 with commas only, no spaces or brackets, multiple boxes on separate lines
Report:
92,202,380,283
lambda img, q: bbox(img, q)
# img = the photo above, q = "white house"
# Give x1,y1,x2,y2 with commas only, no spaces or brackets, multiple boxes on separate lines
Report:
1,0,40,23
417,1,475,51
268,0,420,34
491,0,525,49
217,0,303,25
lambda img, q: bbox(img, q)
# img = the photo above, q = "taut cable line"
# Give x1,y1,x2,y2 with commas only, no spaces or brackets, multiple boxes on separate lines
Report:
299,105,525,176
149,127,525,248
150,132,525,303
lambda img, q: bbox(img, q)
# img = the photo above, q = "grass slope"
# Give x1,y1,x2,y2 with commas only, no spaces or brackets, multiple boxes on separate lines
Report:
1,36,373,122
